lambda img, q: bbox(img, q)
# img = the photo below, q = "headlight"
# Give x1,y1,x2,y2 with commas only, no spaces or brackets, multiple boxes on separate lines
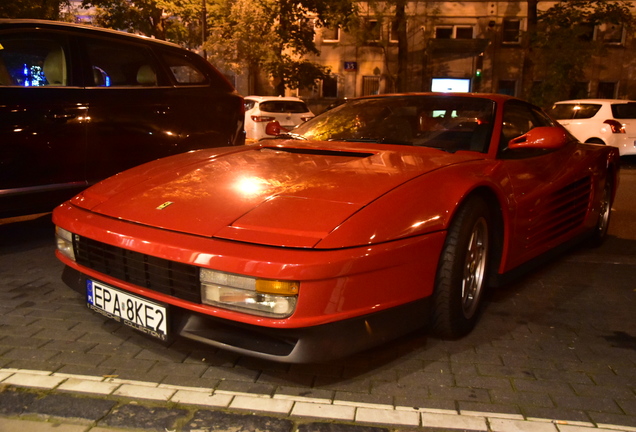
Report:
200,269,298,318
55,227,75,261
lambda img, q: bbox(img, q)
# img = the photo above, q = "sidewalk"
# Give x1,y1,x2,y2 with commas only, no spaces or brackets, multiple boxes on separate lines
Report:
2,369,635,432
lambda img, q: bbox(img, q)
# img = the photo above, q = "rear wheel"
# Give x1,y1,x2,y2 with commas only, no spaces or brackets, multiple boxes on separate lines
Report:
590,179,612,247
432,196,491,338
586,138,606,145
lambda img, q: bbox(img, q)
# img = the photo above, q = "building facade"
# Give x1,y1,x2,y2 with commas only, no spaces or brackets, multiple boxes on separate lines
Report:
289,1,636,113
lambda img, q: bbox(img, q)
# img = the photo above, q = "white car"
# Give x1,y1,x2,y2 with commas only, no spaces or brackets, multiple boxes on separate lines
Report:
244,96,314,141
549,99,636,156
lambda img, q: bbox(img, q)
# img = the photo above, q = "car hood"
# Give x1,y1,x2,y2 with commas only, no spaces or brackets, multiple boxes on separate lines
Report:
73,141,481,248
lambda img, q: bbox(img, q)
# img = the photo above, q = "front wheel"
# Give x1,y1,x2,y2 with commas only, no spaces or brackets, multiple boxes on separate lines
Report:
431,196,491,339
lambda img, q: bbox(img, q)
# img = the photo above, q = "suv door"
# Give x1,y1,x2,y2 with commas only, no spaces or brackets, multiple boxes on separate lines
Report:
156,48,245,149
79,37,244,184
0,30,88,217
79,36,182,182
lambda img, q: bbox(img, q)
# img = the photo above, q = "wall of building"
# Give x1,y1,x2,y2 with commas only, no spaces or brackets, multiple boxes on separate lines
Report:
291,1,636,113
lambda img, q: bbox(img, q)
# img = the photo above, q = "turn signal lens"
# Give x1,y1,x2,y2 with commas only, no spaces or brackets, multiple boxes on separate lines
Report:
256,279,299,295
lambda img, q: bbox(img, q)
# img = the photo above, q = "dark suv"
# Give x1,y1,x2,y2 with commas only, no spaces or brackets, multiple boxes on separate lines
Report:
0,19,245,218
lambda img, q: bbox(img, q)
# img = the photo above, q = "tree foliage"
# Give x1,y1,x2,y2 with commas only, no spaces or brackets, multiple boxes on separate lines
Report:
0,0,70,20
205,0,355,94
81,0,203,47
525,0,636,106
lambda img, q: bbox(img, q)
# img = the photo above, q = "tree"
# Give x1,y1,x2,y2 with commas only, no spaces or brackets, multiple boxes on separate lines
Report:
394,0,408,92
349,0,410,93
81,0,203,46
1,0,70,20
521,0,636,106
205,0,355,95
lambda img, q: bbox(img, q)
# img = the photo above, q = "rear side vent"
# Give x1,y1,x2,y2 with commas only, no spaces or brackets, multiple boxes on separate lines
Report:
524,176,592,249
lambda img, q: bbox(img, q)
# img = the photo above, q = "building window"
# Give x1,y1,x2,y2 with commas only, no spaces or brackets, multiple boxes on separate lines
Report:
597,82,616,99
365,19,381,43
435,27,453,39
362,76,380,96
389,20,404,43
455,26,473,39
576,22,595,42
435,26,473,39
497,80,516,96
502,19,520,43
322,26,339,42
600,23,625,45
322,75,338,98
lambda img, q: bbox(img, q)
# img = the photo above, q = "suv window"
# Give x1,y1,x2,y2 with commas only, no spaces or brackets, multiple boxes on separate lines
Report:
0,35,69,86
161,52,207,85
611,102,636,119
260,101,310,113
84,38,160,87
550,103,601,120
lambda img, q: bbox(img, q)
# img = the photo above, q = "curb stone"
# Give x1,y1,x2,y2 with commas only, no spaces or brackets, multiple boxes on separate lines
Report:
2,375,636,432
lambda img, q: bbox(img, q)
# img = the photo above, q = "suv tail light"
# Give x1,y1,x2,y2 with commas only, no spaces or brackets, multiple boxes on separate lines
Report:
251,115,276,122
604,119,625,134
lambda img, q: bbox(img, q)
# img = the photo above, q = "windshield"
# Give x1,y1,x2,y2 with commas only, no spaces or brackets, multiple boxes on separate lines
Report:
293,95,496,153
549,103,601,120
259,101,310,113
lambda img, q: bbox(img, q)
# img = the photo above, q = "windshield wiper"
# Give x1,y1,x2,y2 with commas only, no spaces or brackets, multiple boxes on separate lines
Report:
328,137,413,146
273,132,307,140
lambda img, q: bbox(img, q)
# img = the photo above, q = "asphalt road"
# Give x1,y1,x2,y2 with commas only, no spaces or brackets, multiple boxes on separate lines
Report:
1,159,635,431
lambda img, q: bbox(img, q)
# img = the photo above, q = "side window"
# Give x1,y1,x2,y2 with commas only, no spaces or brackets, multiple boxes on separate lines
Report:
0,34,69,87
500,101,555,158
244,100,256,111
161,52,207,85
84,39,160,87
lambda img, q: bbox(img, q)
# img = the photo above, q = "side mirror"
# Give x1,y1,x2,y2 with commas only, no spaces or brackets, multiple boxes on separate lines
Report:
265,121,289,137
508,126,569,150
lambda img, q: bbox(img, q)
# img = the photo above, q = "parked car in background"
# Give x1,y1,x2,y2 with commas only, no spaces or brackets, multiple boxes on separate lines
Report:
244,96,314,141
549,99,636,156
0,19,245,218
54,93,619,363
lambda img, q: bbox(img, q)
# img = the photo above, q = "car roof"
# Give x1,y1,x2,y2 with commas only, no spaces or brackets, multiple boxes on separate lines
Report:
351,92,517,103
0,19,183,49
554,99,636,105
245,96,307,103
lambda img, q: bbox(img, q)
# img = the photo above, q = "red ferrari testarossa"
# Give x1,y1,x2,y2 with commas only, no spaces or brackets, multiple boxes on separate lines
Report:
54,93,620,363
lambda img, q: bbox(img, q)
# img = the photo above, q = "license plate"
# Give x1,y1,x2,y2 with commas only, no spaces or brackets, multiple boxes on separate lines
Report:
87,280,168,341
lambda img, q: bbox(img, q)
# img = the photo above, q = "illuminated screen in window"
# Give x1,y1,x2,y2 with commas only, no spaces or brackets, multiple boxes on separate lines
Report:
431,78,471,93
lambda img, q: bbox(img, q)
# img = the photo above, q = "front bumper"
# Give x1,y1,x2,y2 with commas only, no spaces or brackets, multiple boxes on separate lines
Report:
63,266,430,363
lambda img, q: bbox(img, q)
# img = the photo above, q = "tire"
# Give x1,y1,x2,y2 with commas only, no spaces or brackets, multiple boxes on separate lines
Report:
589,179,612,247
586,138,605,145
431,196,491,339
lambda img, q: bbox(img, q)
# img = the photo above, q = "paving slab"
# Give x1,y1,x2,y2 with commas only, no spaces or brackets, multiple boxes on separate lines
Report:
0,164,635,432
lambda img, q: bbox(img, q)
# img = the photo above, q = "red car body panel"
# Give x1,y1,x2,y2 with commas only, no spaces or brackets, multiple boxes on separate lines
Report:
52,93,621,362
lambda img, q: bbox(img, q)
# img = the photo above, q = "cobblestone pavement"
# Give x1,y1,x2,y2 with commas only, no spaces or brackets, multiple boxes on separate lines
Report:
0,164,635,432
